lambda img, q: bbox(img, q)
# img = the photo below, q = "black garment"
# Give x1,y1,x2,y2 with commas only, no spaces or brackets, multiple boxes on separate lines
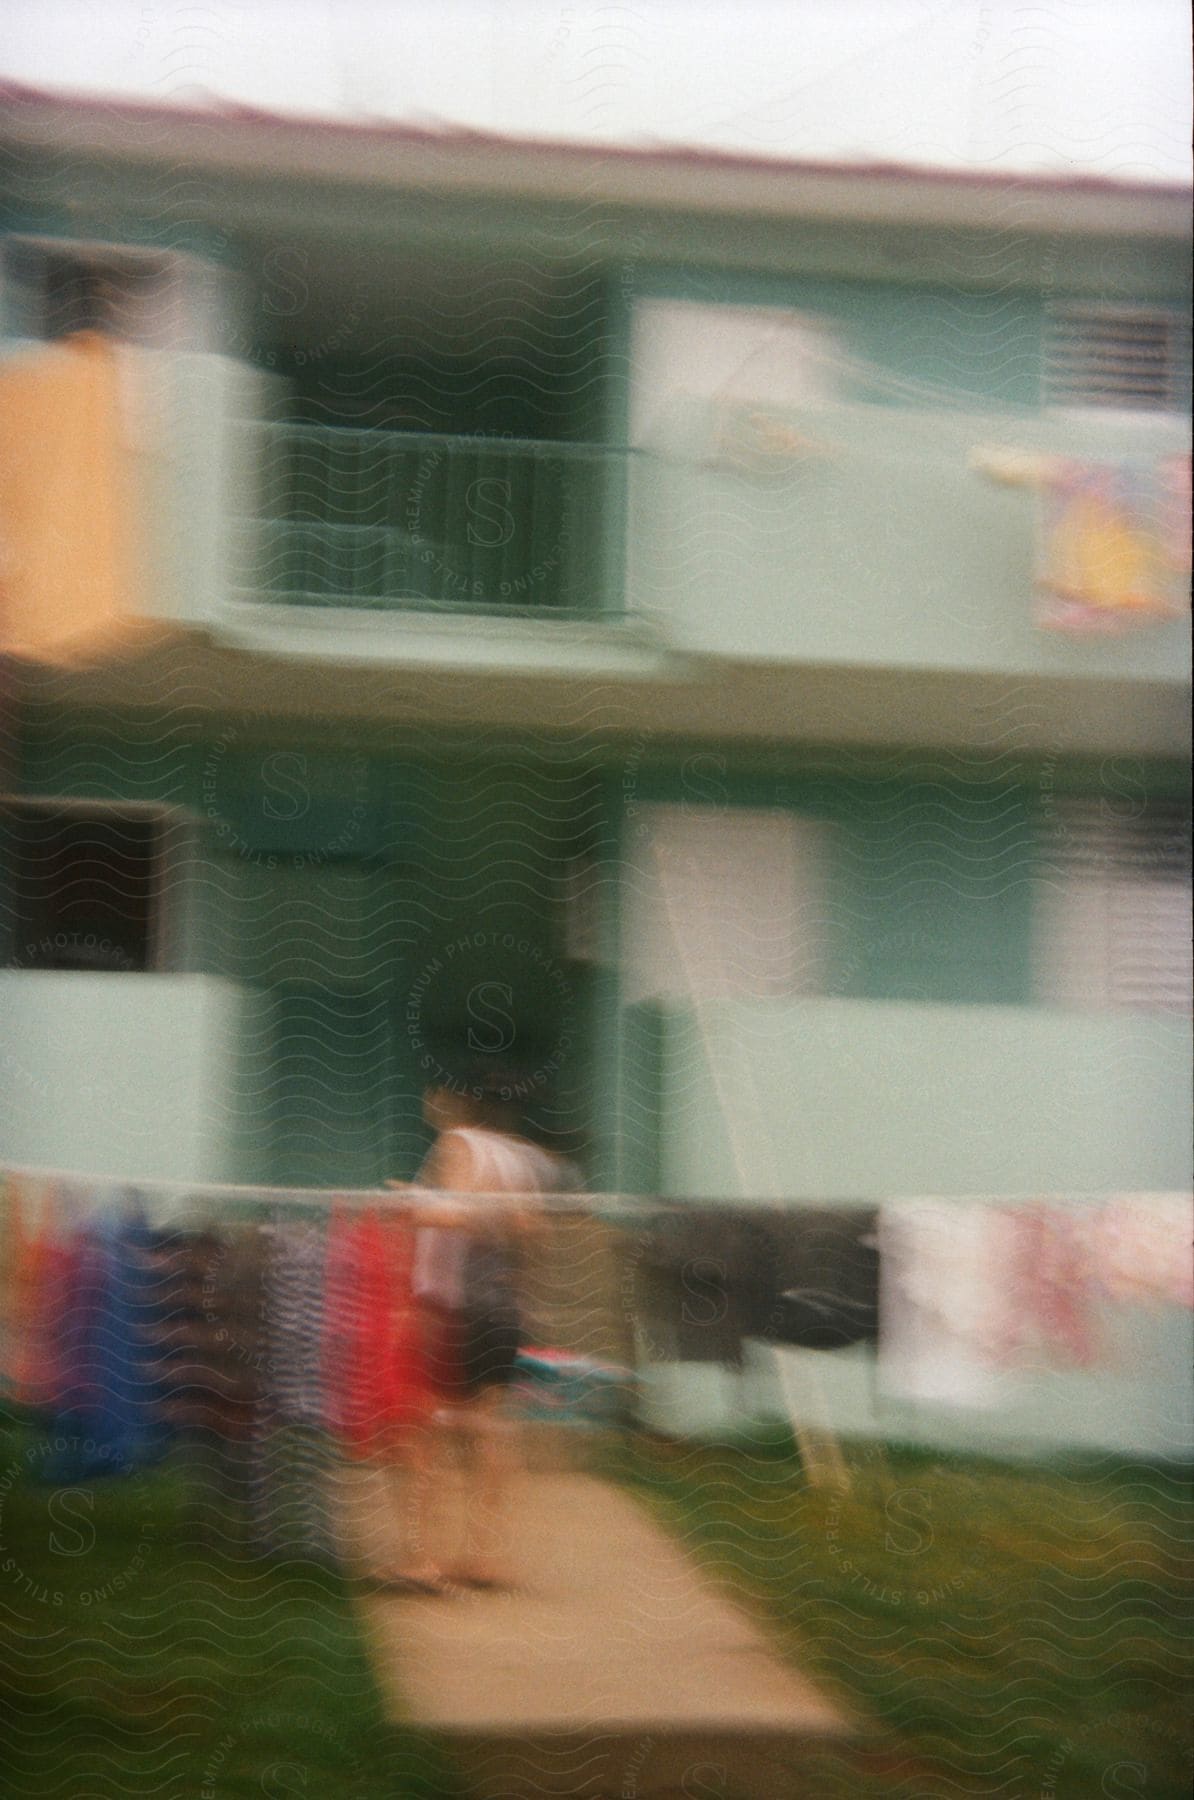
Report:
636,1209,758,1366
423,1299,523,1398
462,1234,522,1316
761,1209,880,1350
636,1205,880,1363
459,1305,524,1393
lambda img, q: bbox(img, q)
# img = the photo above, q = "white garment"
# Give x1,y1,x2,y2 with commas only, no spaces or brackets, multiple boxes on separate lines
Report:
411,1128,566,1309
878,1200,1016,1409
1091,1194,1194,1309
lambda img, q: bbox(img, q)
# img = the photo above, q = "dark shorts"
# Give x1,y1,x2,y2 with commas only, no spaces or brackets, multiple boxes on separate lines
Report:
424,1302,522,1400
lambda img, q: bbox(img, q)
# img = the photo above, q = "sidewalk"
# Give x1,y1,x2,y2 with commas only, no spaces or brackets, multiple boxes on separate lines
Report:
337,1457,856,1798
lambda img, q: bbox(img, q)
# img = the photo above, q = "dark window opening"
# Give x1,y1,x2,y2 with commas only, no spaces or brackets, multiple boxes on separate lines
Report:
1,802,168,972
2,238,193,349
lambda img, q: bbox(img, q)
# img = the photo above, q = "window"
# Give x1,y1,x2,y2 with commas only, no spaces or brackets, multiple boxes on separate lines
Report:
1044,306,1192,414
623,805,830,1005
1,798,193,973
1034,798,1192,1013
630,300,838,451
1,236,206,350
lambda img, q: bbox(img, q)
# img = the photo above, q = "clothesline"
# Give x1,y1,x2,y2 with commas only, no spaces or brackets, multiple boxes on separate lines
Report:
0,1161,615,1215
3,1161,1187,1208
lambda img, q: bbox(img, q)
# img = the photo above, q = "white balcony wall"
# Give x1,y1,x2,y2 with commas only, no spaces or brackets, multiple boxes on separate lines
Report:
0,972,265,1183
650,996,1191,1199
628,299,1189,685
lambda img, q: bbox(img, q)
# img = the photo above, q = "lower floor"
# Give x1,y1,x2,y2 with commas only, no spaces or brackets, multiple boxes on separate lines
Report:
1,704,1190,1199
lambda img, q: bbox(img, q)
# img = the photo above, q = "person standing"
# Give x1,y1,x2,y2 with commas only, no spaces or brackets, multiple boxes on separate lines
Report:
381,1068,574,1592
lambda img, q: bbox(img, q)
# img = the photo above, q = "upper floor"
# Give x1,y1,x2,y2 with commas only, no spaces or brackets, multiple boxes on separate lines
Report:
1,87,1190,748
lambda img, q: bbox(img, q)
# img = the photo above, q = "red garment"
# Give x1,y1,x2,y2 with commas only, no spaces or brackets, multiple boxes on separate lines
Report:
4,1180,68,1408
323,1208,434,1459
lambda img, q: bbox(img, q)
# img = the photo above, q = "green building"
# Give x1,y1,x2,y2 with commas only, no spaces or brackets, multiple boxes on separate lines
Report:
1,90,1189,1452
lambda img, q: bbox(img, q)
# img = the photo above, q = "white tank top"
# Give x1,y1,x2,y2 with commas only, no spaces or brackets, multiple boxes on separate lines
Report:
411,1128,566,1308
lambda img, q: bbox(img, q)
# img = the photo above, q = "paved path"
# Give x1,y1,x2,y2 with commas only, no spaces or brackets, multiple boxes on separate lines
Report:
338,1458,855,1798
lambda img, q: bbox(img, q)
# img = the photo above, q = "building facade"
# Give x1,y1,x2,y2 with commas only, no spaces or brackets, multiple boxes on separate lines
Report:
1,90,1190,1450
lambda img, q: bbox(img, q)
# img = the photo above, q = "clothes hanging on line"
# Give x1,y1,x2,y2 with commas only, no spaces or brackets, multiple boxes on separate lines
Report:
970,448,1190,634
998,1204,1100,1369
0,1175,62,1409
635,1204,881,1367
264,1217,329,1429
878,1200,1017,1408
324,1207,434,1461
140,1224,271,1441
878,1199,1117,1404
764,1209,881,1351
7,1172,1189,1515
0,331,175,667
1090,1194,1194,1310
23,1200,174,1481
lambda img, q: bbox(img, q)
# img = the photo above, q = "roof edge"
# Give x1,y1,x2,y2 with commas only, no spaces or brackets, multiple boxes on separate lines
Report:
1,82,1190,234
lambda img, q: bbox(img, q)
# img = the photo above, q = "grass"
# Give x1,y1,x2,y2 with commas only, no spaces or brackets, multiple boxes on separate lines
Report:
0,1417,463,1799
606,1428,1194,1799
2,1416,1191,1798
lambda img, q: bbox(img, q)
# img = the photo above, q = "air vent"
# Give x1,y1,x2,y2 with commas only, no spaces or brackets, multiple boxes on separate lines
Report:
1045,306,1192,413
1035,798,1192,1014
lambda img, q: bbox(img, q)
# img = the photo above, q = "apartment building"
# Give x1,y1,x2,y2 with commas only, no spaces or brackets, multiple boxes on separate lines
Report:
1,89,1189,1449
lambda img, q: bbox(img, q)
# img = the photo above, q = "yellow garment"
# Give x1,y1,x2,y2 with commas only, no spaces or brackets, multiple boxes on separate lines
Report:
971,446,1186,624
1045,486,1161,613
0,331,167,667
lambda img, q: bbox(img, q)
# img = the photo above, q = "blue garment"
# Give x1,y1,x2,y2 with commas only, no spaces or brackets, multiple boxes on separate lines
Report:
34,1201,172,1483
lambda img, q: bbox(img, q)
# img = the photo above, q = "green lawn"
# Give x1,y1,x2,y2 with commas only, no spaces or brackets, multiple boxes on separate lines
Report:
2,1417,1191,1799
0,1419,462,1799
609,1429,1194,1799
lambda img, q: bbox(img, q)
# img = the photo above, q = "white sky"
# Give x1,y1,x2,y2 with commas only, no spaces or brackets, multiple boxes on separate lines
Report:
2,0,1191,180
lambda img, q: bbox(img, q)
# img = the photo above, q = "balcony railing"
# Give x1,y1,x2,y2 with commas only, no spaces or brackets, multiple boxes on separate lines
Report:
237,423,621,615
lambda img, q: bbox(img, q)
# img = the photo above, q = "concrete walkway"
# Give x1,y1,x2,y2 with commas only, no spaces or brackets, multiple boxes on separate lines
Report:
338,1457,855,1798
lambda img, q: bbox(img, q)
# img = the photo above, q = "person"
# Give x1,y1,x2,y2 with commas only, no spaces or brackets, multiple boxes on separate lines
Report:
379,1068,574,1593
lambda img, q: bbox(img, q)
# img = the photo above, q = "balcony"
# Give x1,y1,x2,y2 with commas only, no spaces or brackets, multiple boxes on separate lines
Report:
626,994,1192,1199
630,398,1191,683
236,423,622,617
0,971,266,1182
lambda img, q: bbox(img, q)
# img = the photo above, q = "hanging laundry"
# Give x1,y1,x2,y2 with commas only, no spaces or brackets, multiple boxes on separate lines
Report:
998,1205,1100,1369
970,448,1190,634
763,1208,881,1352
878,1201,1018,1408
636,1205,880,1365
1,1177,64,1411
0,330,175,667
1090,1194,1194,1310
636,1207,758,1366
265,1218,329,1429
0,1173,30,1400
250,1216,338,1565
140,1224,270,1441
324,1207,434,1461
137,1221,274,1546
34,1205,173,1481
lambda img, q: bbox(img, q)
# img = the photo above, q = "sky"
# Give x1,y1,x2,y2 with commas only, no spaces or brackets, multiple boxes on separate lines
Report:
1,0,1191,181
